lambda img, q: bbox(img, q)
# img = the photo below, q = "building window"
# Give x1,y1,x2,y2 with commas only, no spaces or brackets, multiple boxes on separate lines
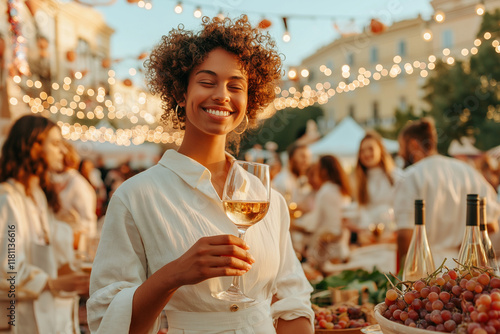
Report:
349,105,355,119
370,46,379,64
373,101,379,123
442,30,454,49
398,40,407,57
76,38,91,85
346,52,354,67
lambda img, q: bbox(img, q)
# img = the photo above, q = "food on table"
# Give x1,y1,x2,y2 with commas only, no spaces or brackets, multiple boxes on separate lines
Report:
382,262,500,333
313,303,373,330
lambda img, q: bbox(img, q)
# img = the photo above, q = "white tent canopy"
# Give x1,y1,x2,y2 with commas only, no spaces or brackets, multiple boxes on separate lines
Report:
72,140,162,169
448,137,482,156
309,116,399,157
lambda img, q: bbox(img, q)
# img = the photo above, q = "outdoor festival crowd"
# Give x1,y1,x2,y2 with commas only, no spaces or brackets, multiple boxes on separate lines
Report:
1,16,500,334
1,114,500,334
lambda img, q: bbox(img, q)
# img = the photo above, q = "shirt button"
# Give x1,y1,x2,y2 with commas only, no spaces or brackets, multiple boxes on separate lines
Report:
230,304,239,312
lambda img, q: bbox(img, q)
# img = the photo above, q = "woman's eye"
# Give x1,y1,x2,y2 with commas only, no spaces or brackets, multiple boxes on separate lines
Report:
200,81,214,86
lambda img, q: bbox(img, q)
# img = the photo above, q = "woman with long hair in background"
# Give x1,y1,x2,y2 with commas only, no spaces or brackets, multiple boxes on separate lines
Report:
300,155,352,270
0,115,89,334
353,131,401,241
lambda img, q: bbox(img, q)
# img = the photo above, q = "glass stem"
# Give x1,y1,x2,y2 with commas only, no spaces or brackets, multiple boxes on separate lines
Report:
231,229,246,289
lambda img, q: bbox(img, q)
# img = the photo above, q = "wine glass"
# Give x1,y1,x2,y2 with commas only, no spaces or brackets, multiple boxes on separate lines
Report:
212,160,271,303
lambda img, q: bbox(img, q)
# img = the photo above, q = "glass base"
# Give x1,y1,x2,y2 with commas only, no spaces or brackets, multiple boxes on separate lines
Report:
212,285,255,303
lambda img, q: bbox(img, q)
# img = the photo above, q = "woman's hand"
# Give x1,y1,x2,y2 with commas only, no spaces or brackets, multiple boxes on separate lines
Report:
49,272,90,295
169,235,255,286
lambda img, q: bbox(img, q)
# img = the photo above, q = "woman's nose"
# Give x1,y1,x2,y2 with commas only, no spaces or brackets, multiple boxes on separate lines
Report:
212,87,230,103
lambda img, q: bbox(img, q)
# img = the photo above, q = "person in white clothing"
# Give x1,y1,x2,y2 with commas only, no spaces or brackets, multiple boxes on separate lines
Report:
352,131,402,242
0,115,89,334
272,143,313,211
54,140,97,239
395,118,500,270
87,16,314,334
297,155,352,269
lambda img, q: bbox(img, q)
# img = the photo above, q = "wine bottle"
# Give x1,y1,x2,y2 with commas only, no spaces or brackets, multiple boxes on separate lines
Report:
457,194,488,268
403,199,436,282
479,197,500,274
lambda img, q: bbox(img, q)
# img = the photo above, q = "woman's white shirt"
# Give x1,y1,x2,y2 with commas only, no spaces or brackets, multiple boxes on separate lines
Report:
296,182,351,262
0,180,77,334
87,150,314,334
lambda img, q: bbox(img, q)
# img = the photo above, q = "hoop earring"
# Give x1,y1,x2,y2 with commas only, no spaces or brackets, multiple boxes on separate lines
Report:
233,114,248,135
174,104,182,123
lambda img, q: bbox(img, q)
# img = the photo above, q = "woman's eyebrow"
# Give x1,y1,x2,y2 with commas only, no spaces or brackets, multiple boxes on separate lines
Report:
195,69,246,81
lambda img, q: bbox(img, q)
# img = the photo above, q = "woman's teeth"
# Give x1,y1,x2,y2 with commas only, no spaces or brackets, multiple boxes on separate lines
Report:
205,109,230,117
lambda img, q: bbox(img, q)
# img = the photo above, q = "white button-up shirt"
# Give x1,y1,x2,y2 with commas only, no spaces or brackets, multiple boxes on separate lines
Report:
87,150,314,334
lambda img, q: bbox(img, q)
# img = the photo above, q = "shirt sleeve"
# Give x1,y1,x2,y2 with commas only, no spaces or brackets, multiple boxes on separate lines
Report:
0,191,49,302
270,192,314,329
87,195,159,334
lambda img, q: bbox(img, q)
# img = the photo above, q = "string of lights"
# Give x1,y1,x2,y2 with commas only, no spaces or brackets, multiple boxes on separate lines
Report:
274,34,500,111
10,31,498,145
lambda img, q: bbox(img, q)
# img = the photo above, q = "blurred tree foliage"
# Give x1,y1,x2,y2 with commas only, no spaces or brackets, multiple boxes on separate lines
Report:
239,105,323,154
376,10,500,154
422,9,500,153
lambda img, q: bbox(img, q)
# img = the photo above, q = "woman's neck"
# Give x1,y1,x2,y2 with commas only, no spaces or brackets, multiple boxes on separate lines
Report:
177,128,230,196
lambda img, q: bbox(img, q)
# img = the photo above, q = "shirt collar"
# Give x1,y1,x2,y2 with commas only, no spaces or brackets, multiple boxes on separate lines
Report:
158,149,236,191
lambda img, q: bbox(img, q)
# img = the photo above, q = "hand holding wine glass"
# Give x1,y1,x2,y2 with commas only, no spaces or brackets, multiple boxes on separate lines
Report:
213,160,271,303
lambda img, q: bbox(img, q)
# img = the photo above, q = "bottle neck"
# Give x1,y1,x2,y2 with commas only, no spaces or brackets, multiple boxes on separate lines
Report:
479,204,487,231
466,201,479,227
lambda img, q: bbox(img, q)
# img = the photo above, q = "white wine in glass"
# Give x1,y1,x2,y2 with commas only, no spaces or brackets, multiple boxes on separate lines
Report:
212,161,270,303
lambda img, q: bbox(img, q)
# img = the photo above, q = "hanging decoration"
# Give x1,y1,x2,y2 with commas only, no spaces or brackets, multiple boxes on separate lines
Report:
7,0,30,76
258,18,272,30
101,58,111,68
333,19,360,37
66,50,77,62
369,19,386,34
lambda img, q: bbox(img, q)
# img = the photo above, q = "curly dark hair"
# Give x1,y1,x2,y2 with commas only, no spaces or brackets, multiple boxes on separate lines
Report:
144,15,282,149
0,115,60,212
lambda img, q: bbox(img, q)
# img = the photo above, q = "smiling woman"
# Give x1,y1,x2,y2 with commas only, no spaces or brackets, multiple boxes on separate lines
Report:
87,15,314,334
144,16,282,152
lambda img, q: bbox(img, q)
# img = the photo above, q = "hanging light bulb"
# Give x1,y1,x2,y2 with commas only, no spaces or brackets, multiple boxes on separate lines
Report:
288,69,297,80
301,69,309,78
174,2,183,14
423,29,432,41
434,10,445,23
193,7,202,18
282,17,290,42
476,1,485,15
422,22,433,41
282,31,291,42
144,0,152,10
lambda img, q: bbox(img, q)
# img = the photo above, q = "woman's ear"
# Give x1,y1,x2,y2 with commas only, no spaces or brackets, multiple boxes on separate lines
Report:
178,100,186,108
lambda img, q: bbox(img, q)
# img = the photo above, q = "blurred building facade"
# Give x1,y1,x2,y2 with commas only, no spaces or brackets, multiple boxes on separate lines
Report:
291,0,500,131
0,0,113,135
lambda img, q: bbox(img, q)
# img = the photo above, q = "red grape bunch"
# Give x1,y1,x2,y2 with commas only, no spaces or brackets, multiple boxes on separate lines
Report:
313,304,372,330
383,265,500,333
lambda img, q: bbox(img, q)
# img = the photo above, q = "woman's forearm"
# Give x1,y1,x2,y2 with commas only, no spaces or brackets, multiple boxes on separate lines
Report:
276,317,313,334
130,263,180,334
